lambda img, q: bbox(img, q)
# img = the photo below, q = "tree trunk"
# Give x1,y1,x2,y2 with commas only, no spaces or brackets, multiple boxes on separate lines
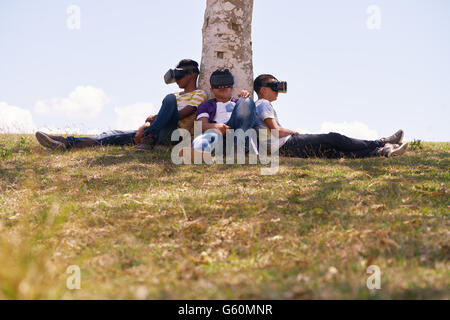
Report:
199,0,254,98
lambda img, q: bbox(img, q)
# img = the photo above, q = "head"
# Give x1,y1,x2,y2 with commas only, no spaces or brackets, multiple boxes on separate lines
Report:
171,59,200,89
254,74,283,102
210,69,234,102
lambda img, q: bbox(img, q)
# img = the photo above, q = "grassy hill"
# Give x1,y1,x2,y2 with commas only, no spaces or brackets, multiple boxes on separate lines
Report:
0,134,448,299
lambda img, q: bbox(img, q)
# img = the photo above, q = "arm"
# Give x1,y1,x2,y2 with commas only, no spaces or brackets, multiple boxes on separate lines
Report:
178,105,197,120
263,118,299,138
134,122,151,144
197,118,230,135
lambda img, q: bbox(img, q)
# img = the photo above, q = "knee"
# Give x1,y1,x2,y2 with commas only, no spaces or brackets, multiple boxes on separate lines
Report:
162,94,177,106
327,132,346,144
247,98,256,111
239,98,255,109
328,132,342,139
236,98,255,115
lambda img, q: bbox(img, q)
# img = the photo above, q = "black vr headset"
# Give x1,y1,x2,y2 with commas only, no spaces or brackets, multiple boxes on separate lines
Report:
210,69,234,89
164,67,199,84
261,80,288,93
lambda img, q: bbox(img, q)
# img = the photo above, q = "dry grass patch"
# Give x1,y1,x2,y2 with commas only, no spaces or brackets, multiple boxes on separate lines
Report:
0,135,448,299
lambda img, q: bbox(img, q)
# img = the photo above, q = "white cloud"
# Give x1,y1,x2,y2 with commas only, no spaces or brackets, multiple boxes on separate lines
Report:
296,121,379,140
34,86,109,119
0,102,36,133
114,103,158,130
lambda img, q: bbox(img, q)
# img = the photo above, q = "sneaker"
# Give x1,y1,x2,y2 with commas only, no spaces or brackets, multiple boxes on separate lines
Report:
47,135,69,148
381,129,404,145
35,131,67,150
380,143,396,157
136,135,155,151
381,143,408,158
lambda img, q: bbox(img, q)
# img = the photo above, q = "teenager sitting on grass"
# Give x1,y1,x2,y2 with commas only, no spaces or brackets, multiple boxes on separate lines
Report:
253,74,408,159
35,59,207,151
191,69,257,155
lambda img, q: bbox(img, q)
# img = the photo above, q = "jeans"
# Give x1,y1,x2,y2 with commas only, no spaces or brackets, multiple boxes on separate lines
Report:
192,98,257,153
279,132,383,158
144,94,179,145
66,130,137,148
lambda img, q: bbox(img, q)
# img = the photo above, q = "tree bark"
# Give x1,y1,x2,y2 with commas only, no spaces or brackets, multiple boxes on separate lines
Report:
199,0,254,98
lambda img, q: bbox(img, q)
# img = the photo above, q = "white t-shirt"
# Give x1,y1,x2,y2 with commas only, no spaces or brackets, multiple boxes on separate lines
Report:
213,101,235,123
255,99,291,150
197,100,236,124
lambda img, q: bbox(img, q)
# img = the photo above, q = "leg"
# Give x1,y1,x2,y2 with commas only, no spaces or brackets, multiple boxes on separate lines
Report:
225,98,256,131
143,94,179,144
225,98,257,153
95,130,137,146
67,130,137,149
339,148,382,159
289,132,382,152
302,132,383,152
66,137,98,149
279,133,382,159
278,135,324,158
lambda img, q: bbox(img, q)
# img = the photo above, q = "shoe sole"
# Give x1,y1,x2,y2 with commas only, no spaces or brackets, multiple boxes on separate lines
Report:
387,143,408,158
135,146,153,152
35,132,66,150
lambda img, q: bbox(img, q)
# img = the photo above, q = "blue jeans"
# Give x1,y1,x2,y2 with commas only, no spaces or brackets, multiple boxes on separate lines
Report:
279,132,383,158
225,98,256,132
193,98,257,153
66,130,137,148
144,94,179,145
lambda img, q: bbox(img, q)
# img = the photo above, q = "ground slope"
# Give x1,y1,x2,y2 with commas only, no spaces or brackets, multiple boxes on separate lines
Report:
0,135,448,299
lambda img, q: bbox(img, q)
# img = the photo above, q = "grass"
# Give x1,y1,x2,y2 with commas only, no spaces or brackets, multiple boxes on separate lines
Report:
0,134,448,299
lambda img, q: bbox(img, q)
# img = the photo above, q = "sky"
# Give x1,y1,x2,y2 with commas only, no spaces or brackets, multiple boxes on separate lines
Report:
0,0,449,141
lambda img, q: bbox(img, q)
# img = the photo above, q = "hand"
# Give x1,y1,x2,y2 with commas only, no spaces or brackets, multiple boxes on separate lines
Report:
215,123,231,136
134,131,144,145
237,90,251,98
145,115,156,123
134,122,151,144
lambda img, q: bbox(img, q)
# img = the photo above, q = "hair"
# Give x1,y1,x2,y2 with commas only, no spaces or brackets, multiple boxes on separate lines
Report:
254,74,277,95
177,59,200,74
210,68,233,79
210,69,234,87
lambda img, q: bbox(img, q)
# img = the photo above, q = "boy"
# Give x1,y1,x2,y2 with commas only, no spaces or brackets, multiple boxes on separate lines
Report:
136,60,207,150
192,69,256,155
253,74,408,158
35,59,206,151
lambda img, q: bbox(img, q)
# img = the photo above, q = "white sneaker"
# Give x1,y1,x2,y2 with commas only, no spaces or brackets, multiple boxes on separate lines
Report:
382,143,408,158
381,129,404,145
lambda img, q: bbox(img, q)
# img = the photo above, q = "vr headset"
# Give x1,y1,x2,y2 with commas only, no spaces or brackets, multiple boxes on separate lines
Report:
210,69,234,89
261,81,288,93
164,67,199,84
